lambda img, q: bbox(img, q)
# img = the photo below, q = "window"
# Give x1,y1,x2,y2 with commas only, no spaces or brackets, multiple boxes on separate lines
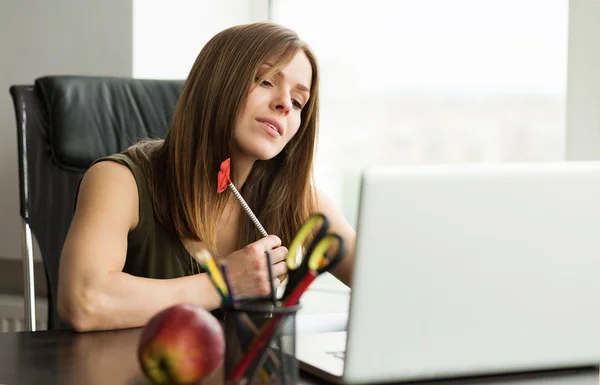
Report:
272,0,568,225
133,0,264,79
133,1,569,227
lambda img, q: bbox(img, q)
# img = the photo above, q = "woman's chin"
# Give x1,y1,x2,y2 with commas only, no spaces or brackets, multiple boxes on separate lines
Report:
256,153,279,162
242,146,282,162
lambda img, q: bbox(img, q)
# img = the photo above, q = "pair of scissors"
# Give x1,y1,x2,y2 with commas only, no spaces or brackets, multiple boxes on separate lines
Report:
282,213,346,300
227,213,346,382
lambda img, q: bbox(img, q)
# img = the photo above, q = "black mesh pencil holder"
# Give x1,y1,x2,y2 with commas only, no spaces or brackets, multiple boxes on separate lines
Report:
223,300,301,385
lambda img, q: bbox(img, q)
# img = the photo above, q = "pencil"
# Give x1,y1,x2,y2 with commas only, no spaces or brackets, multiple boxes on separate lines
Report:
227,271,317,381
228,183,268,237
193,249,228,296
217,158,268,237
220,263,274,382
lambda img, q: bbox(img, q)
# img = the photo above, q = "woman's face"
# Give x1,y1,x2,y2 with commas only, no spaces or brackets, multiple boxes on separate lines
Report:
233,50,312,163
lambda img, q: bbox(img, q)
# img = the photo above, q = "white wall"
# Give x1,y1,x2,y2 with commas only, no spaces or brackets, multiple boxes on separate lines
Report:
132,0,268,79
566,0,600,159
0,0,134,261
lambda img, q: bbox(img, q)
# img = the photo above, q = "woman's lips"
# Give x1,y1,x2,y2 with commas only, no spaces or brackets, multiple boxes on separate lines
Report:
258,120,281,137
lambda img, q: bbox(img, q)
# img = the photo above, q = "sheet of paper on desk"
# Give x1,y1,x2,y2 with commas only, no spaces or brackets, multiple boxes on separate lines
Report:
296,312,348,334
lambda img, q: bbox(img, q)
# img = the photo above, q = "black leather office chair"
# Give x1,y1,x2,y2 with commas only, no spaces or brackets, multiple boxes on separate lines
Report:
9,76,184,330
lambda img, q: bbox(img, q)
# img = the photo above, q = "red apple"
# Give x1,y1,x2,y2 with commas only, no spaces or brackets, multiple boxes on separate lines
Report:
137,304,225,385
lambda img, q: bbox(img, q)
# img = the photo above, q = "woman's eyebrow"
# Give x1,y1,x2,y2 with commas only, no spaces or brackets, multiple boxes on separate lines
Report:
260,63,311,93
278,71,310,93
294,83,310,93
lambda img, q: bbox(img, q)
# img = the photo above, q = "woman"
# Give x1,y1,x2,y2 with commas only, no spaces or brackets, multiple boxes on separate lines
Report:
57,22,356,332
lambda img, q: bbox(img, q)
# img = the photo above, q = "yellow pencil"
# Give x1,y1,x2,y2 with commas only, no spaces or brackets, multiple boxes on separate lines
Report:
193,249,228,296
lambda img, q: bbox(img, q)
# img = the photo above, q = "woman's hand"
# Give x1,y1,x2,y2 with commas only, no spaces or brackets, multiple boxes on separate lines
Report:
223,235,288,298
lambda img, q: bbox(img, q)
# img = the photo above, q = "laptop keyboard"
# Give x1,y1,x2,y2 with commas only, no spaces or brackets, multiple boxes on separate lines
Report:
326,351,346,361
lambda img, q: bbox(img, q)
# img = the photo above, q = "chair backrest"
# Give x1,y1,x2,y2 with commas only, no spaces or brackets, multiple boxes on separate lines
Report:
9,75,184,330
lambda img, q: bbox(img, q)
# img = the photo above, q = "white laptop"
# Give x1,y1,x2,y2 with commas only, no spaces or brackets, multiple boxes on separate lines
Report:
296,161,600,384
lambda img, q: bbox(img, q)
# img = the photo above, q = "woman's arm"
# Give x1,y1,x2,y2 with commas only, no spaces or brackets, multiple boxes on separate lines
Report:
314,190,356,287
57,161,222,332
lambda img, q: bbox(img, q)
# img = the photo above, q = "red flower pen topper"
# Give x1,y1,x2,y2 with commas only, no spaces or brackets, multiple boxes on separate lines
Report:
217,158,231,193
217,158,268,237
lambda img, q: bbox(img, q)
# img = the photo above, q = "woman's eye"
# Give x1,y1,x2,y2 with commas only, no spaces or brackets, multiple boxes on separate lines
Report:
292,99,303,109
254,77,273,87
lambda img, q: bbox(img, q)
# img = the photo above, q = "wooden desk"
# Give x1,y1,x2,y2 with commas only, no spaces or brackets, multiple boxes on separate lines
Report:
0,328,151,385
0,327,324,385
0,328,598,385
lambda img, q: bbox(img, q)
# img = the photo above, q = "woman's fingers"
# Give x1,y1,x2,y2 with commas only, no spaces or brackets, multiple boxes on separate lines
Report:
252,235,282,253
226,238,294,297
267,246,288,264
271,260,288,277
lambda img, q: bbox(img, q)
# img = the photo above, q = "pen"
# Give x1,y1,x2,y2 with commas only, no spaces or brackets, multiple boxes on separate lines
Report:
265,251,277,305
217,158,268,237
220,263,274,382
227,270,317,381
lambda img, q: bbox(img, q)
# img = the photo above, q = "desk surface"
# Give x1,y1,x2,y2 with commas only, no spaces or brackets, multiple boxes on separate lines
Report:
0,327,326,385
0,276,351,385
0,328,156,385
1,280,599,385
1,328,600,385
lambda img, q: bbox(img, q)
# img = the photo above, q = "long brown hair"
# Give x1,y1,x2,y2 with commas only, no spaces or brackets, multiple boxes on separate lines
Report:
128,22,320,257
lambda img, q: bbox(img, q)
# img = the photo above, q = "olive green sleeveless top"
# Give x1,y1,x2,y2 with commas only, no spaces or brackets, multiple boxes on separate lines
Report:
86,152,203,279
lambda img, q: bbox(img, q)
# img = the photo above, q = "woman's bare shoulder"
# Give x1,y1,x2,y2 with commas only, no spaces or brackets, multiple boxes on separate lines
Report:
75,160,140,230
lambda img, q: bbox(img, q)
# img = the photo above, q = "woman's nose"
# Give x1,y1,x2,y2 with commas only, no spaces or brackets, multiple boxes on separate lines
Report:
275,103,291,116
271,94,291,116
